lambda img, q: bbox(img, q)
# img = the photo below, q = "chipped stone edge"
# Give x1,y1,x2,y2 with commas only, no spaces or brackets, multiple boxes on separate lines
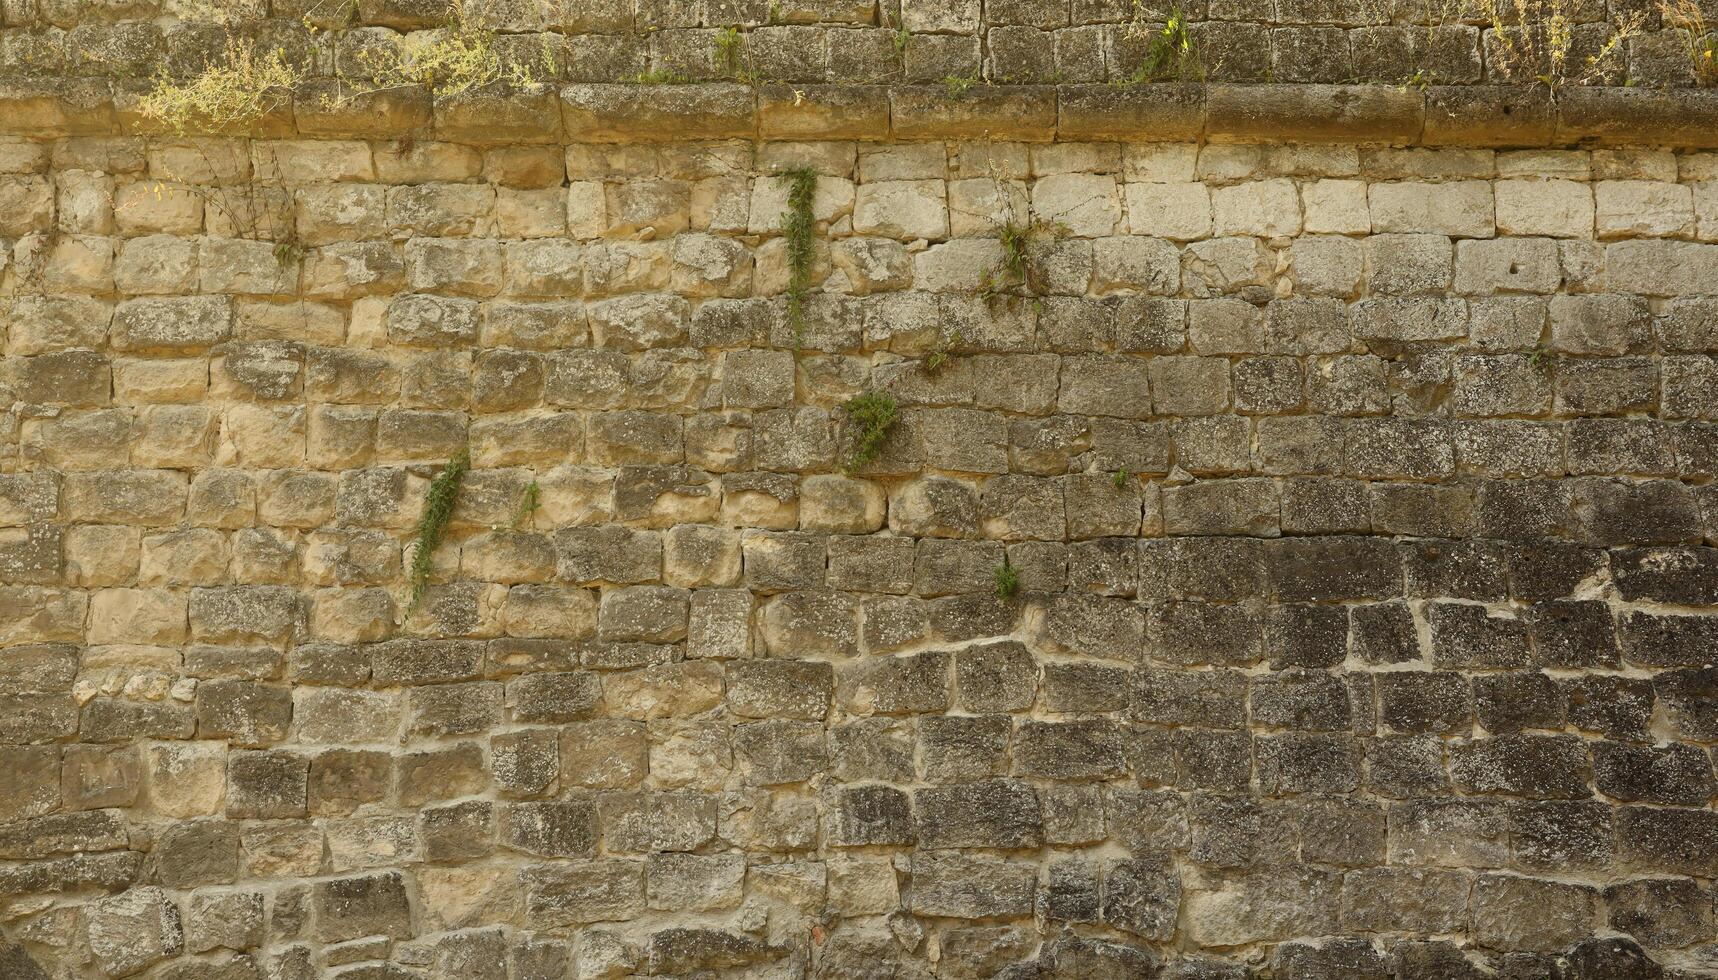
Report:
4,80,1718,148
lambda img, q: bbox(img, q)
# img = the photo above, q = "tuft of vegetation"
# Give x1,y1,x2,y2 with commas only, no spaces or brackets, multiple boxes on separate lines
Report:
716,26,755,82
944,73,981,96
406,449,469,612
272,236,306,267
137,37,299,134
924,329,964,376
994,558,1020,601
997,221,1032,286
840,391,899,473
1479,0,1642,91
1662,0,1718,87
777,165,819,346
1131,5,1202,82
982,220,1061,297
139,2,559,135
512,480,541,530
1114,468,1131,489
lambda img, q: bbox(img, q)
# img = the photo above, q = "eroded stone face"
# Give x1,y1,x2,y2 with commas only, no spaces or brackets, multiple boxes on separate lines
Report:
3,102,1718,980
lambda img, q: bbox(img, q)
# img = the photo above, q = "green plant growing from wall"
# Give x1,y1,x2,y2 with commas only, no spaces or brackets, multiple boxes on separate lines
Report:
982,220,1062,297
716,26,755,81
1114,468,1131,489
136,37,301,134
924,329,964,375
840,391,898,472
994,557,1020,601
1479,0,1642,91
778,165,819,345
1130,4,1202,82
406,449,470,613
511,480,541,529
1661,0,1718,86
944,72,981,96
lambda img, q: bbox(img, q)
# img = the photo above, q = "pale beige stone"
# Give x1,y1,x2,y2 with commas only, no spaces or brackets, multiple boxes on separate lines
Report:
1496,150,1590,179
1370,180,1494,237
1289,235,1363,298
800,475,887,533
90,588,188,645
294,183,386,245
115,358,209,404
1495,179,1593,238
310,587,395,643
852,179,945,240
663,524,743,588
56,170,113,235
691,175,752,233
1211,179,1301,238
604,179,690,240
114,235,198,295
326,815,419,872
1594,180,1696,238
241,824,325,879
1032,142,1120,177
495,186,567,238
220,405,306,468
1698,181,1718,243
1124,144,1199,183
913,239,1005,293
114,179,204,235
948,177,1028,237
1301,179,1370,235
65,525,141,587
418,865,520,931
1030,173,1119,238
648,720,732,789
1196,144,1265,182
144,741,226,817
6,294,112,355
828,859,899,915
1124,182,1212,241
253,140,375,183
139,528,229,586
1591,148,1678,181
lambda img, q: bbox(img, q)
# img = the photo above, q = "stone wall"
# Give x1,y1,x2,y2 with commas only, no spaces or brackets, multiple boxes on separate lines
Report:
4,74,1718,980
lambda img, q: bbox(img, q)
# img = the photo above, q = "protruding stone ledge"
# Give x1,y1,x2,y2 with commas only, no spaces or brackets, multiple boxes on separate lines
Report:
1205,84,1423,144
1555,87,1718,147
889,86,1060,141
0,79,116,137
758,85,890,141
559,83,756,142
292,82,431,139
1057,85,1204,141
6,79,1718,149
1421,86,1555,146
436,85,563,144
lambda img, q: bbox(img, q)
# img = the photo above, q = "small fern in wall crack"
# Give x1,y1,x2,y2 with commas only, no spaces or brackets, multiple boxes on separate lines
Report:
995,557,1020,601
406,449,469,613
841,391,898,473
778,165,819,346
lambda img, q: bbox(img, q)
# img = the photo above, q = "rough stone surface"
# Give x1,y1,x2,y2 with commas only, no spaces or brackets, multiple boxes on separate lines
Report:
0,41,1715,975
